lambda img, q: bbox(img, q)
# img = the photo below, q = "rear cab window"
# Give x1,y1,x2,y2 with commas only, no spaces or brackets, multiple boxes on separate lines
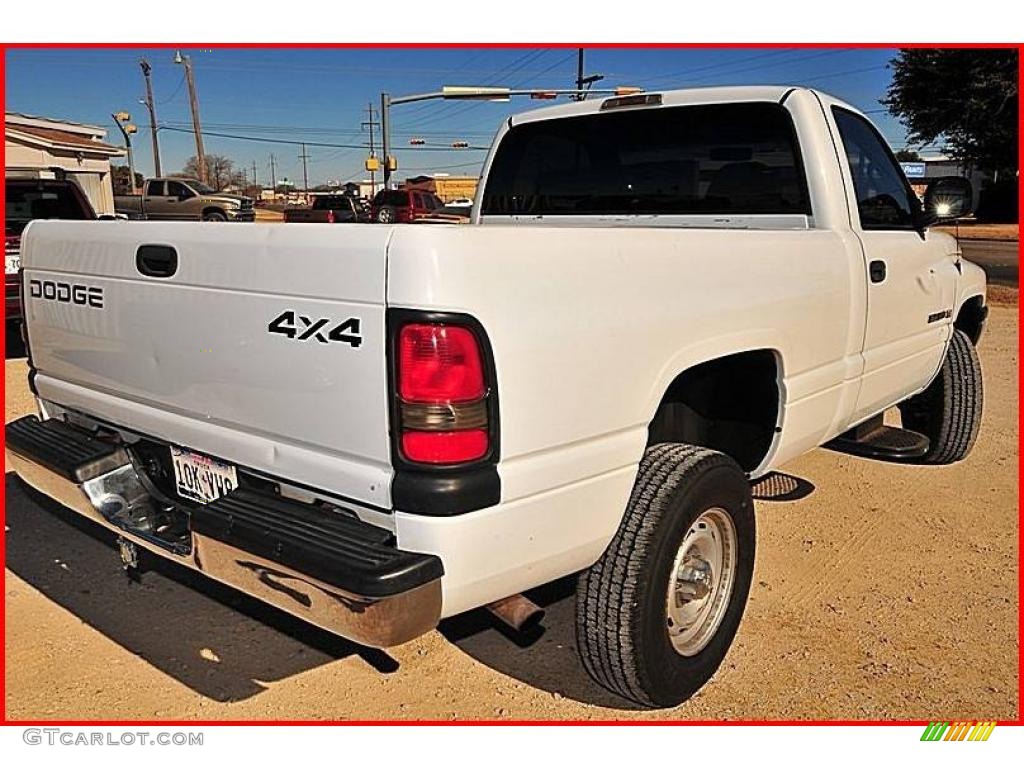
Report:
375,190,409,207
480,102,811,222
5,181,94,236
313,196,350,210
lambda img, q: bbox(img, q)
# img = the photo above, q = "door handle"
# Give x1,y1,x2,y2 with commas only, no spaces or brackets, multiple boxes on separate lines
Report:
136,244,178,278
869,260,887,283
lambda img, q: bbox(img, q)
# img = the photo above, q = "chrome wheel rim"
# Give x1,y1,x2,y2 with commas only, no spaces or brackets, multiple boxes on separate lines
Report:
665,507,738,656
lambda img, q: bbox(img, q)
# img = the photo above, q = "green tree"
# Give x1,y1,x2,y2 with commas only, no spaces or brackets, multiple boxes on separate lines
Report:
111,164,143,194
883,48,1017,173
894,149,922,162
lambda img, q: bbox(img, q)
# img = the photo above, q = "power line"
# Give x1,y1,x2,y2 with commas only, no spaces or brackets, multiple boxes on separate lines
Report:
158,124,487,151
157,73,187,105
409,49,552,130
641,48,852,85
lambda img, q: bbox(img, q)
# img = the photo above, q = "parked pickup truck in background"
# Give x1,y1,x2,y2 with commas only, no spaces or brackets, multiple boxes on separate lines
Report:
5,177,98,326
8,86,987,708
115,177,255,222
283,195,370,223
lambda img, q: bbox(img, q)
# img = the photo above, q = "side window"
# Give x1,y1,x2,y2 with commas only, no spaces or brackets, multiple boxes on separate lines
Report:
412,192,425,209
166,181,192,198
146,180,165,197
831,107,919,230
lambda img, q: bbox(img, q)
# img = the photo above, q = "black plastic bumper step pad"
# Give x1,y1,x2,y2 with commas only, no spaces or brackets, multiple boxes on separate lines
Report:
192,487,443,598
5,415,127,482
825,424,929,461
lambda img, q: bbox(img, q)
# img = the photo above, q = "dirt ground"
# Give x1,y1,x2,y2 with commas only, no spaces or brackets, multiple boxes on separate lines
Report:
3,301,1019,721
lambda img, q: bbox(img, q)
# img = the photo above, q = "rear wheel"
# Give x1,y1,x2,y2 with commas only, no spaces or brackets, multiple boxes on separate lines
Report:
576,443,755,708
898,329,983,464
376,206,396,224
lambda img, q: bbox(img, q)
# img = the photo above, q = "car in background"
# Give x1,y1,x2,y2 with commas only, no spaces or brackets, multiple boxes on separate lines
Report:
369,188,443,223
115,178,255,222
283,195,369,223
5,177,98,327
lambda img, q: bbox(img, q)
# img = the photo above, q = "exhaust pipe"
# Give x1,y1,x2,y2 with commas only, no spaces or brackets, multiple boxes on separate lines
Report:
486,593,545,632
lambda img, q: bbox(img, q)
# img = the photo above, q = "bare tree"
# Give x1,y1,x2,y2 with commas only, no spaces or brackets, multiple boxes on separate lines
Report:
180,154,245,191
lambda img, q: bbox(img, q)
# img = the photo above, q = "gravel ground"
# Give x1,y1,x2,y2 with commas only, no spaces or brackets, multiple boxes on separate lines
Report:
3,303,1018,721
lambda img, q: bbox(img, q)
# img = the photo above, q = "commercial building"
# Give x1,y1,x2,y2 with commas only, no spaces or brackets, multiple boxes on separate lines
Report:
403,173,478,202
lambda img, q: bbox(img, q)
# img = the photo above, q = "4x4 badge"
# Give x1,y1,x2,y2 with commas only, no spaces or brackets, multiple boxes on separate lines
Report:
268,310,362,347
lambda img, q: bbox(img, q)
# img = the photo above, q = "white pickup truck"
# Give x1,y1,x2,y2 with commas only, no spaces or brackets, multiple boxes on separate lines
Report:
7,86,986,708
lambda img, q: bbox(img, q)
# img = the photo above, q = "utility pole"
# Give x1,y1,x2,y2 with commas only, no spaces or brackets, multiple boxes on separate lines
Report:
175,50,207,184
361,101,380,196
381,92,392,189
251,160,258,194
576,48,585,97
298,143,311,200
573,48,604,101
269,154,277,199
139,59,162,177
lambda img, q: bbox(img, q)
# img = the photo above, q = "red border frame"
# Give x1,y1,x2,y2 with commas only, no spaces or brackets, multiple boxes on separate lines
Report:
0,41,1020,728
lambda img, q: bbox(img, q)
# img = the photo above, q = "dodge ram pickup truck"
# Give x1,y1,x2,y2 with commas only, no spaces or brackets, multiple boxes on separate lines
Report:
6,86,987,708
115,177,255,221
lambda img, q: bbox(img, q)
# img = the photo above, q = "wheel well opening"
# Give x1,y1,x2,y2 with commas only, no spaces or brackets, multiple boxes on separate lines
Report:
202,206,225,217
647,350,780,473
955,295,986,345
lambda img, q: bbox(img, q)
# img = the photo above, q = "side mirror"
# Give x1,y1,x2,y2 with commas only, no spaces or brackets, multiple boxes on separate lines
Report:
922,176,973,225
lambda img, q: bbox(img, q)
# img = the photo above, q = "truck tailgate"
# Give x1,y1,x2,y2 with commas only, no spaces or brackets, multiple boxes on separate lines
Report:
20,221,394,508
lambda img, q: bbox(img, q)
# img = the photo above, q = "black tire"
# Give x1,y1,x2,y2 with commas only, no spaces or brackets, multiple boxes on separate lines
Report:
898,329,983,464
202,210,227,222
376,206,396,224
576,443,755,708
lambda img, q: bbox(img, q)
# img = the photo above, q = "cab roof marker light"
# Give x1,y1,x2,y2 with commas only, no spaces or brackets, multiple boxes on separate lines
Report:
600,93,663,111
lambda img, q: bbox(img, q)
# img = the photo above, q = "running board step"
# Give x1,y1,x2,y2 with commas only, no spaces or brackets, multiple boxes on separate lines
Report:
5,415,128,482
825,420,929,461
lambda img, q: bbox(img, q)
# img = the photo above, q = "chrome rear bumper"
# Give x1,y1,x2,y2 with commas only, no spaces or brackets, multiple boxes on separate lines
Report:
6,417,442,648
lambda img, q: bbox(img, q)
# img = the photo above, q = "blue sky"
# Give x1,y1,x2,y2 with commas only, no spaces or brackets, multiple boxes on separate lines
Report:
5,46,919,186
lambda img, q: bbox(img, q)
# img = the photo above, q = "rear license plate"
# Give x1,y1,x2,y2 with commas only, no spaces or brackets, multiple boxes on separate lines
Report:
170,446,238,504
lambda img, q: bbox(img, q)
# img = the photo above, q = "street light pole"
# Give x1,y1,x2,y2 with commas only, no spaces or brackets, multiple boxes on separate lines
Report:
111,112,139,194
139,59,162,177
175,50,207,184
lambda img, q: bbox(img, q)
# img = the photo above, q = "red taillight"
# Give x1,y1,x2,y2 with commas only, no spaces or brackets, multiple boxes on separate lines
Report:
401,429,488,464
397,322,491,465
399,324,484,403
327,210,335,223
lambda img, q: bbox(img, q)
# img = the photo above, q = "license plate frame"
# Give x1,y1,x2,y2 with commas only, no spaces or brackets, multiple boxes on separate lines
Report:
170,446,238,504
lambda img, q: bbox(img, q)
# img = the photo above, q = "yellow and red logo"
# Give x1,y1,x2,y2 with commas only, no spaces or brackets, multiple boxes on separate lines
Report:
920,721,997,741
